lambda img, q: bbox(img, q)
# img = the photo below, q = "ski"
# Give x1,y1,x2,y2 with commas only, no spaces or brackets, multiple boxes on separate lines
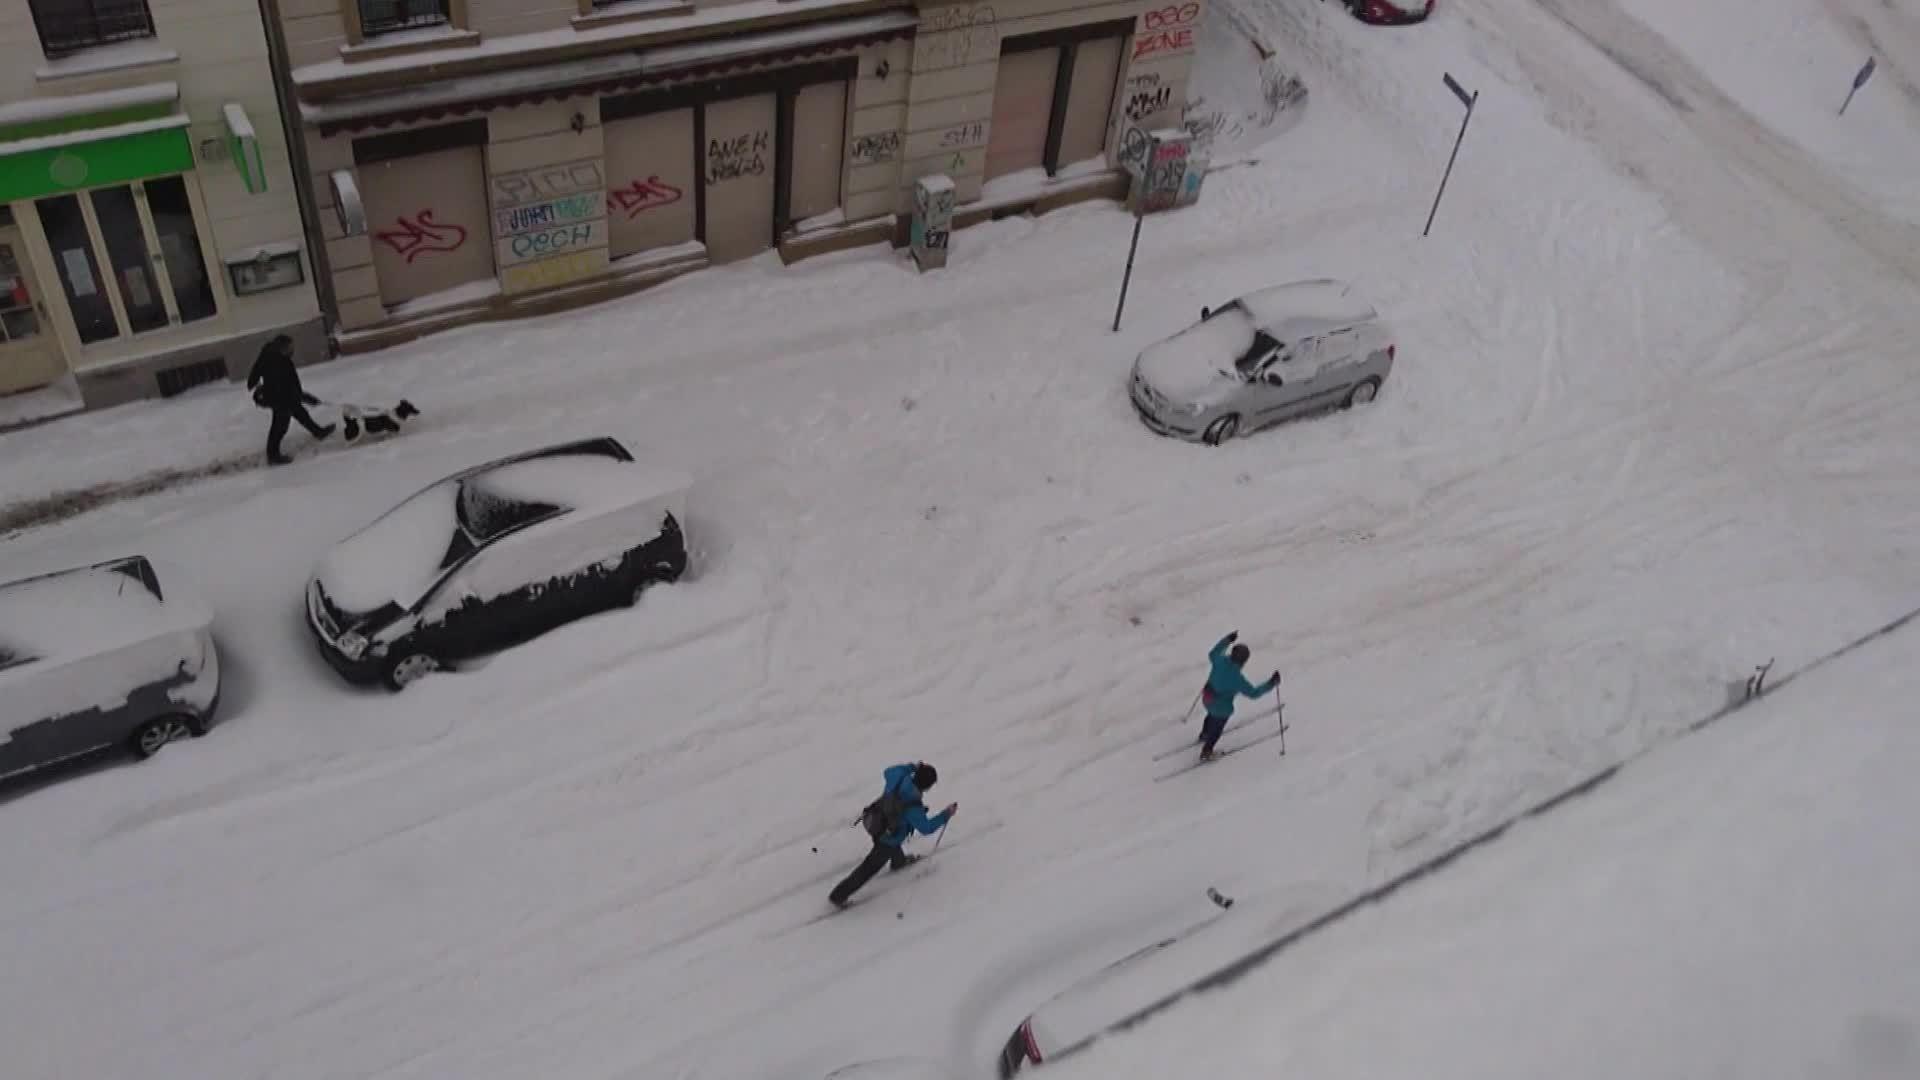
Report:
1153,724,1289,782
807,862,941,924
1152,717,1253,761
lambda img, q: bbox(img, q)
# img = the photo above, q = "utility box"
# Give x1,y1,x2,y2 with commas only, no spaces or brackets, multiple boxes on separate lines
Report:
910,174,955,272
1130,128,1193,215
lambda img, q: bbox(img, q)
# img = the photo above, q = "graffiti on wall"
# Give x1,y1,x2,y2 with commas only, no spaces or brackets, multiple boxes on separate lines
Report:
707,131,770,182
939,122,987,149
491,159,605,208
506,223,602,264
501,250,603,294
1117,124,1154,173
1132,2,1200,61
607,176,684,218
914,5,999,72
851,131,901,165
1124,72,1174,121
494,193,598,238
375,210,469,263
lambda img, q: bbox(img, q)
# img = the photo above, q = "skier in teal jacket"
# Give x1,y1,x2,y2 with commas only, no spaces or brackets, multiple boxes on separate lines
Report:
830,762,956,908
1198,631,1278,759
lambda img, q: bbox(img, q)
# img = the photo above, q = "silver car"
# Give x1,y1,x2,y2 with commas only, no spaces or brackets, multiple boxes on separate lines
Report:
1128,278,1396,444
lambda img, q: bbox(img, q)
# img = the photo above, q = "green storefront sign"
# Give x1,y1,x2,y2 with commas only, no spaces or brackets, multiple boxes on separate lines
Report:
0,124,195,203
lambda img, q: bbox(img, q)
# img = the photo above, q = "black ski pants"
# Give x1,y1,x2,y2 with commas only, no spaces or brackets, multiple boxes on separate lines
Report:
830,840,912,904
1200,712,1232,754
268,403,329,459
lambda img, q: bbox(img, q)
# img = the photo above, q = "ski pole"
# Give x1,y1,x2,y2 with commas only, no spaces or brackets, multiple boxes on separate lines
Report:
1181,686,1203,724
930,818,950,857
1277,700,1286,757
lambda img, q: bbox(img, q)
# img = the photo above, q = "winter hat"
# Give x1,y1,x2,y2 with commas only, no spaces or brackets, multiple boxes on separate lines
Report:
913,762,938,790
1230,644,1251,665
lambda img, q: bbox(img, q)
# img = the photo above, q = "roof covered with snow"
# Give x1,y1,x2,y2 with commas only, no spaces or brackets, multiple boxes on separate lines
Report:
0,557,210,676
313,445,689,616
1236,278,1377,337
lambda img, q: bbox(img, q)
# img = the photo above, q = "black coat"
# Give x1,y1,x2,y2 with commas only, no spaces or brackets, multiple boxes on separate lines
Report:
247,338,307,409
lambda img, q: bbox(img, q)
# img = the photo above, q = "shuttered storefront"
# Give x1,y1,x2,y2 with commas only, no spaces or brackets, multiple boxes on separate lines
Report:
600,61,853,267
786,81,848,226
1056,35,1124,168
702,93,779,264
986,21,1133,182
355,121,495,308
985,46,1060,181
602,104,698,261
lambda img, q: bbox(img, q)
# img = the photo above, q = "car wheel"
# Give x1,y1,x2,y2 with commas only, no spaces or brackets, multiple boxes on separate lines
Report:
1344,378,1382,408
382,652,439,692
1202,414,1240,445
130,714,196,760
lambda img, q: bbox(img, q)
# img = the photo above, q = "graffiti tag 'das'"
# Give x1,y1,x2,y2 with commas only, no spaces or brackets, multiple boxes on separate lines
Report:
376,209,468,263
608,176,684,218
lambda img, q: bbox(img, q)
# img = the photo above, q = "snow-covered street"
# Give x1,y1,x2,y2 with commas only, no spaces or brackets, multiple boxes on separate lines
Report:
4,1,1919,1077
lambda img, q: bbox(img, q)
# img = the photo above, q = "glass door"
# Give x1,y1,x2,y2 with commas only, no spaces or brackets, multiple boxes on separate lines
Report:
34,174,221,349
0,221,68,395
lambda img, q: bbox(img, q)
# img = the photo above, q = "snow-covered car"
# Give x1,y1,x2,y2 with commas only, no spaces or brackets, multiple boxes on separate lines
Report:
305,436,691,691
1326,0,1435,25
1,555,221,781
1128,278,1396,445
997,899,1248,1076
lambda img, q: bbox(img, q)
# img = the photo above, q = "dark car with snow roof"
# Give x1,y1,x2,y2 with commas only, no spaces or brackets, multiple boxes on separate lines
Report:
1,555,222,782
304,436,690,691
1326,0,1435,25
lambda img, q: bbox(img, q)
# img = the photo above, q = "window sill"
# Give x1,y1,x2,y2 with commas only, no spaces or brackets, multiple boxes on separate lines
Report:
35,39,179,84
572,0,697,30
340,25,481,64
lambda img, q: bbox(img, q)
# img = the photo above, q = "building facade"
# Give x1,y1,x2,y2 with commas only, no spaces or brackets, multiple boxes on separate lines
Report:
0,0,323,416
277,0,1208,352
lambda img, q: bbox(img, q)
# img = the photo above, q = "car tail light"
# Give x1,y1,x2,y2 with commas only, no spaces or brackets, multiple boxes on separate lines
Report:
1022,1019,1044,1065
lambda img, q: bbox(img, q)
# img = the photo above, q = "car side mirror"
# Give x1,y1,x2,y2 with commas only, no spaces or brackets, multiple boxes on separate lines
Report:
1263,372,1284,386
1201,306,1211,319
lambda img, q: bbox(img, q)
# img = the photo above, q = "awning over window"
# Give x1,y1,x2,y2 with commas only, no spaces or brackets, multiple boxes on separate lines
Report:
0,82,191,203
305,10,920,136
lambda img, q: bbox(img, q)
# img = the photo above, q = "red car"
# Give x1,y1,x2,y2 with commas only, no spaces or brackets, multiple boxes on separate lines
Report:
1331,0,1435,25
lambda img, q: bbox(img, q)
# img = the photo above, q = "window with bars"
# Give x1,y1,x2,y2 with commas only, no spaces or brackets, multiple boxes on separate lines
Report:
358,0,450,37
28,0,157,59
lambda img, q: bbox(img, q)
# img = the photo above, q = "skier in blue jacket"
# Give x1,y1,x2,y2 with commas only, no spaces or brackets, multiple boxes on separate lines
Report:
830,762,956,908
1198,630,1279,760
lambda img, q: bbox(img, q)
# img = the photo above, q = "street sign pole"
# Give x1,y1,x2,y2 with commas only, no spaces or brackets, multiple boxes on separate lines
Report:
1424,72,1479,238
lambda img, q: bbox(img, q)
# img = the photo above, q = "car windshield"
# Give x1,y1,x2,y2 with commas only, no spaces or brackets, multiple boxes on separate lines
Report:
317,460,574,618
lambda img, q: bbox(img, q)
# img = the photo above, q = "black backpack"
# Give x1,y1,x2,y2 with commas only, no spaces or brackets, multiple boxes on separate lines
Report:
860,775,921,841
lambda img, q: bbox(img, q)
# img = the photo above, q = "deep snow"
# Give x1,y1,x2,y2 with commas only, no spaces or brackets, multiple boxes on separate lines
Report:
3,0,1920,1078
1043,616,1920,1080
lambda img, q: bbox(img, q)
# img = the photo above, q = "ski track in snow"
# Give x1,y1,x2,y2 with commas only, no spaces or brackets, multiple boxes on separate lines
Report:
4,1,1920,1077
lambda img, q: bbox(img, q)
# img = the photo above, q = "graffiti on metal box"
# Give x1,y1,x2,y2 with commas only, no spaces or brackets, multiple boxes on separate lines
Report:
851,131,901,165
376,210,468,263
707,131,770,182
492,160,604,207
607,176,684,218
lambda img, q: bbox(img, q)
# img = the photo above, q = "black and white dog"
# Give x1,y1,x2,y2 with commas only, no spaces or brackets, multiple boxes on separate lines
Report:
339,399,420,443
